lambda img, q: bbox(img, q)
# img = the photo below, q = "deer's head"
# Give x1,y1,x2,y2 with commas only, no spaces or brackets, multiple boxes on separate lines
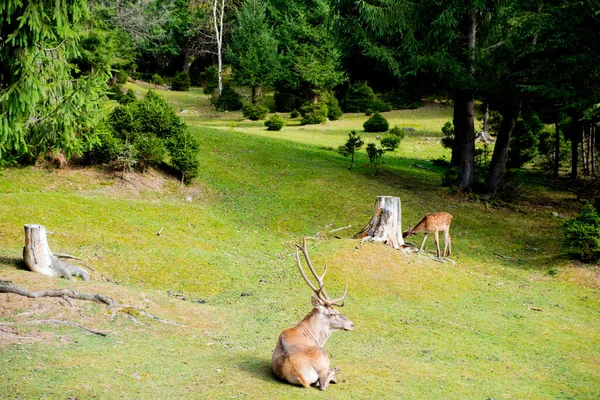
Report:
295,238,354,333
402,223,414,238
310,295,354,332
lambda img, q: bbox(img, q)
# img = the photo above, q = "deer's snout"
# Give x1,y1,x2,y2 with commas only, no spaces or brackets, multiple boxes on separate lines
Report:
344,321,355,331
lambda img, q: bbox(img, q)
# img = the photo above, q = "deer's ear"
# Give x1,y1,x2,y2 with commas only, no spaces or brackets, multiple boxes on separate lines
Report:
311,295,326,309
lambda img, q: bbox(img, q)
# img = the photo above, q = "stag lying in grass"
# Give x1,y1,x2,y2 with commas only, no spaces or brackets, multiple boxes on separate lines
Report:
272,238,354,390
403,211,453,257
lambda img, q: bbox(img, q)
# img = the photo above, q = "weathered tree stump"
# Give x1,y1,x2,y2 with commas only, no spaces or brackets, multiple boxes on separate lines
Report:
23,224,90,281
354,196,405,249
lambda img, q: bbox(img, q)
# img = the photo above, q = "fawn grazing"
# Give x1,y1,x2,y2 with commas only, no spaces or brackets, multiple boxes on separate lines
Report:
272,238,353,390
403,212,453,257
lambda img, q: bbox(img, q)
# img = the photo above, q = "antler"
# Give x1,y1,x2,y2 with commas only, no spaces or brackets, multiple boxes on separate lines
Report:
294,238,348,307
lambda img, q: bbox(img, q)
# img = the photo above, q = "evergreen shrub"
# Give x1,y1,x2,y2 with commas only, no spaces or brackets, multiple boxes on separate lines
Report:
265,114,285,131
243,104,270,120
167,130,200,184
323,92,343,120
342,81,391,113
389,125,406,140
564,202,600,262
290,110,300,118
151,74,164,86
363,112,389,132
171,71,191,91
214,85,243,111
116,69,129,84
101,90,199,183
202,66,219,94
118,89,137,105
300,103,328,125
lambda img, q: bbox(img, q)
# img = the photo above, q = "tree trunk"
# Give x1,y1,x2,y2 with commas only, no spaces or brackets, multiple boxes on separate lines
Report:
483,102,489,134
570,122,581,181
251,86,262,104
354,196,405,249
554,122,560,178
485,102,520,190
23,224,89,281
213,0,225,94
455,90,476,192
451,98,463,167
592,124,596,176
182,46,190,73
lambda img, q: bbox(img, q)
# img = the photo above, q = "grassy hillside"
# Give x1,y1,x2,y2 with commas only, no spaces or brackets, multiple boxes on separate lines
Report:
1,83,599,399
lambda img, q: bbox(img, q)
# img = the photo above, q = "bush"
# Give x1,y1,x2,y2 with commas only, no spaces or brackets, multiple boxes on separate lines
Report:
300,103,328,125
363,112,389,132
265,114,285,131
441,121,454,149
381,136,400,151
83,130,123,165
116,69,129,84
290,110,299,118
564,202,600,262
214,85,243,111
151,74,164,86
135,134,167,172
105,90,199,182
365,109,373,116
171,71,191,91
108,85,124,102
118,89,137,105
323,92,343,121
389,125,406,140
342,81,391,113
202,65,219,93
243,104,270,120
129,90,186,140
167,130,200,184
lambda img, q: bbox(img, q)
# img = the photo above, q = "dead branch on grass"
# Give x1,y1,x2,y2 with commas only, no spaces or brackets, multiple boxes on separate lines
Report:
0,282,115,306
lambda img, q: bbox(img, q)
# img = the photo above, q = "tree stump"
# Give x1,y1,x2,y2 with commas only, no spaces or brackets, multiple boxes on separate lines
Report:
23,224,89,281
354,196,405,249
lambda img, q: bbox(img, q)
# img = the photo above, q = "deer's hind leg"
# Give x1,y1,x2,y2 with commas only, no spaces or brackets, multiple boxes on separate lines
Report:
444,230,451,257
317,367,340,391
434,231,441,257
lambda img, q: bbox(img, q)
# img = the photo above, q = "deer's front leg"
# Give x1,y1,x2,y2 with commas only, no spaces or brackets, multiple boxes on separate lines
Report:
418,233,428,253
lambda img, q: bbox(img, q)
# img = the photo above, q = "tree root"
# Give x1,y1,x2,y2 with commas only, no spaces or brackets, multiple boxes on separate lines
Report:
0,282,187,329
0,281,115,306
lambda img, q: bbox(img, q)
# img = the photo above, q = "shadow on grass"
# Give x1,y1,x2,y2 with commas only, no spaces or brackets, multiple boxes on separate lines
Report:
0,256,28,271
237,355,278,384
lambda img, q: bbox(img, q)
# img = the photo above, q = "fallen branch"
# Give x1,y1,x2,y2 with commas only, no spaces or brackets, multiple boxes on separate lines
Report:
26,319,109,336
1,283,186,328
409,162,431,170
492,252,515,260
108,304,188,327
329,225,352,234
53,253,83,261
0,282,115,306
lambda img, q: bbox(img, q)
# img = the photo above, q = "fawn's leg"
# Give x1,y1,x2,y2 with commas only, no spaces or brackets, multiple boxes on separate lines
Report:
418,233,428,253
434,231,441,257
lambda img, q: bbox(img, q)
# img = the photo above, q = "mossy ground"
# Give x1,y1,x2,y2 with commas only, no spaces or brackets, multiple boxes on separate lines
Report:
1,83,599,399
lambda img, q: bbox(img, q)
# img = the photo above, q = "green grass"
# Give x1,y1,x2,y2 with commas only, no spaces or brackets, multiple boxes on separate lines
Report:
1,83,599,399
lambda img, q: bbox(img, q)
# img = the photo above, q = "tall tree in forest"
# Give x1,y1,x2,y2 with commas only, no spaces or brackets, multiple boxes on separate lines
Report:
270,0,346,104
332,0,495,192
1,0,111,161
229,0,279,103
167,0,208,73
524,0,600,181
